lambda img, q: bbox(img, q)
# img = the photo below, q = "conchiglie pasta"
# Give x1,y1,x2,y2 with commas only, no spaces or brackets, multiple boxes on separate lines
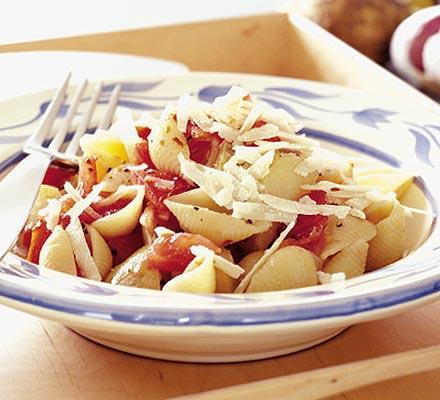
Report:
238,222,280,254
364,198,396,224
18,85,421,294
352,165,413,198
86,224,113,279
39,225,77,276
320,215,376,260
366,203,406,271
91,185,145,239
260,152,317,200
164,191,271,246
215,249,238,293
139,205,156,245
148,113,190,174
162,250,216,293
245,245,319,293
108,245,161,289
323,240,369,278
215,269,236,293
239,250,264,276
167,188,226,213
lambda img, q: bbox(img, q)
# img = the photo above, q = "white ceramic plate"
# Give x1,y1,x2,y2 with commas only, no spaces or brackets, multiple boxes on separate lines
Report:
0,72,439,363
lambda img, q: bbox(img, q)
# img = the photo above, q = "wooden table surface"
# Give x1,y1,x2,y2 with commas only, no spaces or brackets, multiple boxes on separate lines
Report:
1,4,440,399
1,300,439,400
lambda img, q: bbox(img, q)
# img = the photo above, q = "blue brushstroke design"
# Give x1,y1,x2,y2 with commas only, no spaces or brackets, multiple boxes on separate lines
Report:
0,152,26,174
352,108,397,129
405,122,440,152
71,282,118,296
102,80,164,93
259,97,311,120
303,127,401,167
116,100,164,111
408,128,435,167
264,86,337,100
198,85,234,102
0,99,65,132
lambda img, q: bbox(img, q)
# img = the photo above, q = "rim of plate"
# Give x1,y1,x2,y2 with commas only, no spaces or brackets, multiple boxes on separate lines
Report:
1,71,440,327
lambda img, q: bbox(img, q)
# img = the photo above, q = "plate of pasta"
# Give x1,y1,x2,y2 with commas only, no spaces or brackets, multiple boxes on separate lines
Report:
0,72,440,362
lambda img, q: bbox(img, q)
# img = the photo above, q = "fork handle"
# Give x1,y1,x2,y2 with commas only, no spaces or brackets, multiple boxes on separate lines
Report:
0,152,52,259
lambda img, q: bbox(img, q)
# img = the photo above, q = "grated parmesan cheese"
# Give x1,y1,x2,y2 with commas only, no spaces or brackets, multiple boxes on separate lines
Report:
259,193,351,219
38,198,63,231
64,182,103,220
65,217,101,281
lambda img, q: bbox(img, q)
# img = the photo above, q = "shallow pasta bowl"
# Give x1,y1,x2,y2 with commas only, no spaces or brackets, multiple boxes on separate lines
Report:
0,72,440,363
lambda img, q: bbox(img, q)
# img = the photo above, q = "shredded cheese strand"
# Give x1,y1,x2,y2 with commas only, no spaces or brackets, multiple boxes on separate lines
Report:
234,219,297,294
64,182,103,220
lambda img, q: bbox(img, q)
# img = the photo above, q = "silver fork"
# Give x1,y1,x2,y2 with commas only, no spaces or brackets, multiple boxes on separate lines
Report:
0,73,121,259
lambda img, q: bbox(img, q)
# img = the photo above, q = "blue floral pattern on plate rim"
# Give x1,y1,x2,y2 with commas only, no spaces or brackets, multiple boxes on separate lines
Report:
1,72,440,328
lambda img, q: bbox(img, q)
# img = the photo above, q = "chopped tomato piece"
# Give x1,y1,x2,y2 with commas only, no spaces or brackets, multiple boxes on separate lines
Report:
134,141,156,168
147,232,221,273
136,125,152,140
107,225,145,265
42,163,77,189
188,134,222,165
93,197,133,217
58,196,101,227
284,191,329,255
132,169,192,231
78,210,99,225
252,119,267,129
185,120,223,166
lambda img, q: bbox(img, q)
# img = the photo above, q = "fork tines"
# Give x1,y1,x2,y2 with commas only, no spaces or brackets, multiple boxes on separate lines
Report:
24,73,121,163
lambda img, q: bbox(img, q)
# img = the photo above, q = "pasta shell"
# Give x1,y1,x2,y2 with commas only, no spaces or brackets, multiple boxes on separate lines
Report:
260,152,317,200
164,196,271,246
86,224,113,279
245,245,318,293
167,188,226,213
65,217,101,280
353,166,413,198
366,203,406,271
215,269,236,293
323,240,368,279
148,113,190,175
238,250,265,276
139,205,156,245
321,215,376,260
238,222,280,254
39,225,77,276
91,185,144,239
108,245,161,290
364,198,395,224
214,249,237,293
162,250,216,293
